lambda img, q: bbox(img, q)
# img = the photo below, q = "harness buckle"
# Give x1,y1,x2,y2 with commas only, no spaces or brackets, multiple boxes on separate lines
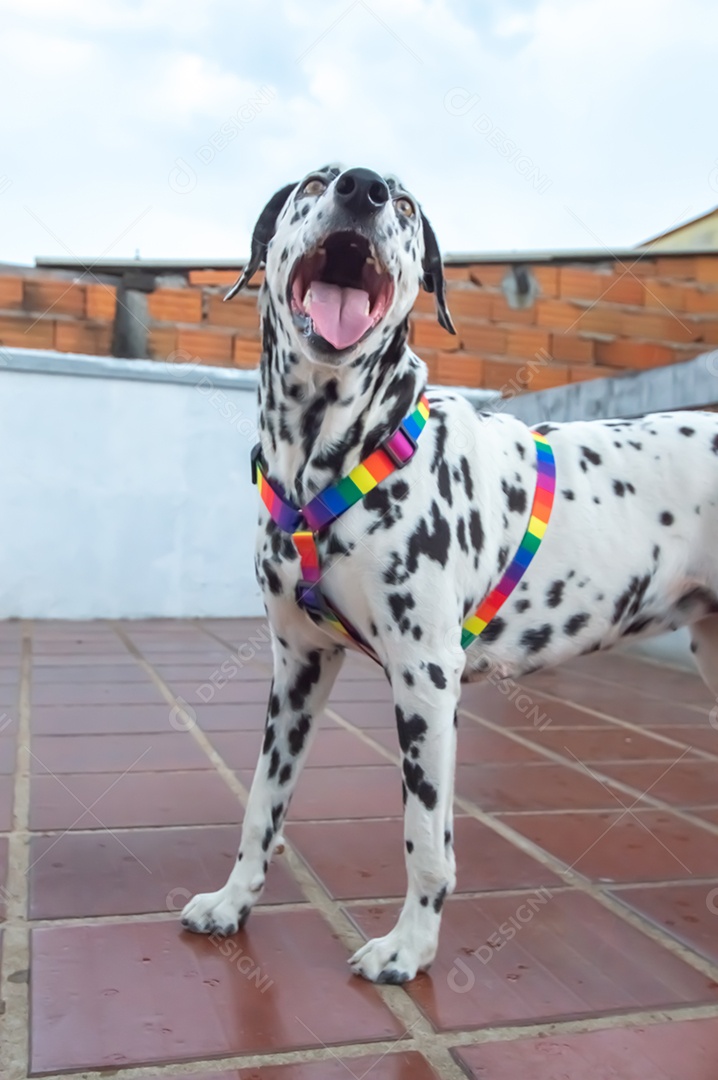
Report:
295,579,324,616
250,442,262,485
382,423,418,469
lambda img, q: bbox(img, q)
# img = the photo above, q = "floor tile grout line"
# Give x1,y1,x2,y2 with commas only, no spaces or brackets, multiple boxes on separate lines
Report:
460,704,718,841
19,870,718,931
1,622,33,1080
326,705,718,984
25,885,584,930
38,625,717,1076
16,1002,718,1080
536,657,715,714
520,673,714,724
110,623,458,1074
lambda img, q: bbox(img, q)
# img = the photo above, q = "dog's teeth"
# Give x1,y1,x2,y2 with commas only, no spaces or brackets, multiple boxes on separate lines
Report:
364,298,371,315
303,289,312,310
366,257,376,268
317,246,326,255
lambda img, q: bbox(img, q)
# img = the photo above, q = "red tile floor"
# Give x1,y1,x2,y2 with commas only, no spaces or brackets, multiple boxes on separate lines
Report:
1,619,718,1077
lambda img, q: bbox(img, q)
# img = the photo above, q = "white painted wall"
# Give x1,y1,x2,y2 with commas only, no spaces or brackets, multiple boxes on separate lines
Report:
0,351,264,618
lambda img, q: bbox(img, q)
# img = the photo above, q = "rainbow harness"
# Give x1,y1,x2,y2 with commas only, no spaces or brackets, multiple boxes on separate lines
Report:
253,398,556,664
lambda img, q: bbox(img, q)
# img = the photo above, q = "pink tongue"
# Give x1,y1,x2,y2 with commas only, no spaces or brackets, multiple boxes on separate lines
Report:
307,280,372,350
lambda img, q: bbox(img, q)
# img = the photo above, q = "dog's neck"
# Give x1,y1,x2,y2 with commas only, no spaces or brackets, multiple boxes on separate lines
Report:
257,293,427,506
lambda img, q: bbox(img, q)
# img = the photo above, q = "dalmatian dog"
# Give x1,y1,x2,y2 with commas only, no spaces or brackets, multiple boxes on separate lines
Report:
181,164,718,983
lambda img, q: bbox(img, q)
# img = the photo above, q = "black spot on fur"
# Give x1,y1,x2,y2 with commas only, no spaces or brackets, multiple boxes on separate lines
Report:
612,574,651,625
613,480,625,497
389,591,416,632
534,423,558,436
267,748,280,779
515,598,531,613
546,580,565,608
288,713,311,756
521,624,553,653
262,559,282,596
427,663,447,689
406,502,451,572
460,457,474,499
468,510,484,557
288,652,321,711
279,763,292,785
263,723,275,754
660,511,674,526
481,616,506,643
433,886,447,913
406,840,414,854
562,490,575,501
457,516,468,553
502,480,527,515
564,612,590,635
395,705,428,755
581,446,602,466
679,426,695,436
402,758,437,809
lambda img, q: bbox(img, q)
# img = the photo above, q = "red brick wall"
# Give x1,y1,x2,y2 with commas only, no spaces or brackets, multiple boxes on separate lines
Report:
1,253,717,394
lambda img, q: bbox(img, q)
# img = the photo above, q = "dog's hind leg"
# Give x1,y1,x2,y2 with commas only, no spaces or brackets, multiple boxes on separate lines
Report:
690,615,718,698
349,655,460,983
181,638,344,936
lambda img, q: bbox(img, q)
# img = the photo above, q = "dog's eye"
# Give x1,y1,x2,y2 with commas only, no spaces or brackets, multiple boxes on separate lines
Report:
302,178,326,197
394,196,415,217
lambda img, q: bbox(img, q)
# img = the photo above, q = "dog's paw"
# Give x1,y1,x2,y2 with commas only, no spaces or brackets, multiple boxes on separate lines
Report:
348,929,437,984
180,888,252,936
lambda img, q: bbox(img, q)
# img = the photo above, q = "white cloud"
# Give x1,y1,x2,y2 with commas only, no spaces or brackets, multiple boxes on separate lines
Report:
0,0,716,265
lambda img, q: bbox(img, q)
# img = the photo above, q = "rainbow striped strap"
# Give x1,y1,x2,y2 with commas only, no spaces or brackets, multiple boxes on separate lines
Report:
253,395,430,534
461,432,556,650
303,395,429,530
292,530,380,663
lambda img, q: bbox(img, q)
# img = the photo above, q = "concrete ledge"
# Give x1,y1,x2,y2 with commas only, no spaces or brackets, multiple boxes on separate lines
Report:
0,346,259,391
489,352,718,425
0,347,503,407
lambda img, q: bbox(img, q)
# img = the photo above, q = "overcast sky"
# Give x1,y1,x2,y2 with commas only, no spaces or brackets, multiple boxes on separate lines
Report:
1,0,716,267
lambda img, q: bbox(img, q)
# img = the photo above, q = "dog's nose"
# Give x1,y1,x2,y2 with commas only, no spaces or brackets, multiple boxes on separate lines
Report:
334,168,389,217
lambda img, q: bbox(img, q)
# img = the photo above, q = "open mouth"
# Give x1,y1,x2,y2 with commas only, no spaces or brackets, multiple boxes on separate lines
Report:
289,232,394,351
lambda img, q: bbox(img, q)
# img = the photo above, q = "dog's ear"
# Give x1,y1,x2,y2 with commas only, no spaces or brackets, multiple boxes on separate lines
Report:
420,210,456,335
225,182,298,301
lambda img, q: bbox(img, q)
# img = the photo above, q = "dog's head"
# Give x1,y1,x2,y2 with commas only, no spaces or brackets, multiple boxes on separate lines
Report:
226,164,455,364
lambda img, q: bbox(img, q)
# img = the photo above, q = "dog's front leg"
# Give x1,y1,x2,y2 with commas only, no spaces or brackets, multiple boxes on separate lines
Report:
181,639,343,936
350,660,460,983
